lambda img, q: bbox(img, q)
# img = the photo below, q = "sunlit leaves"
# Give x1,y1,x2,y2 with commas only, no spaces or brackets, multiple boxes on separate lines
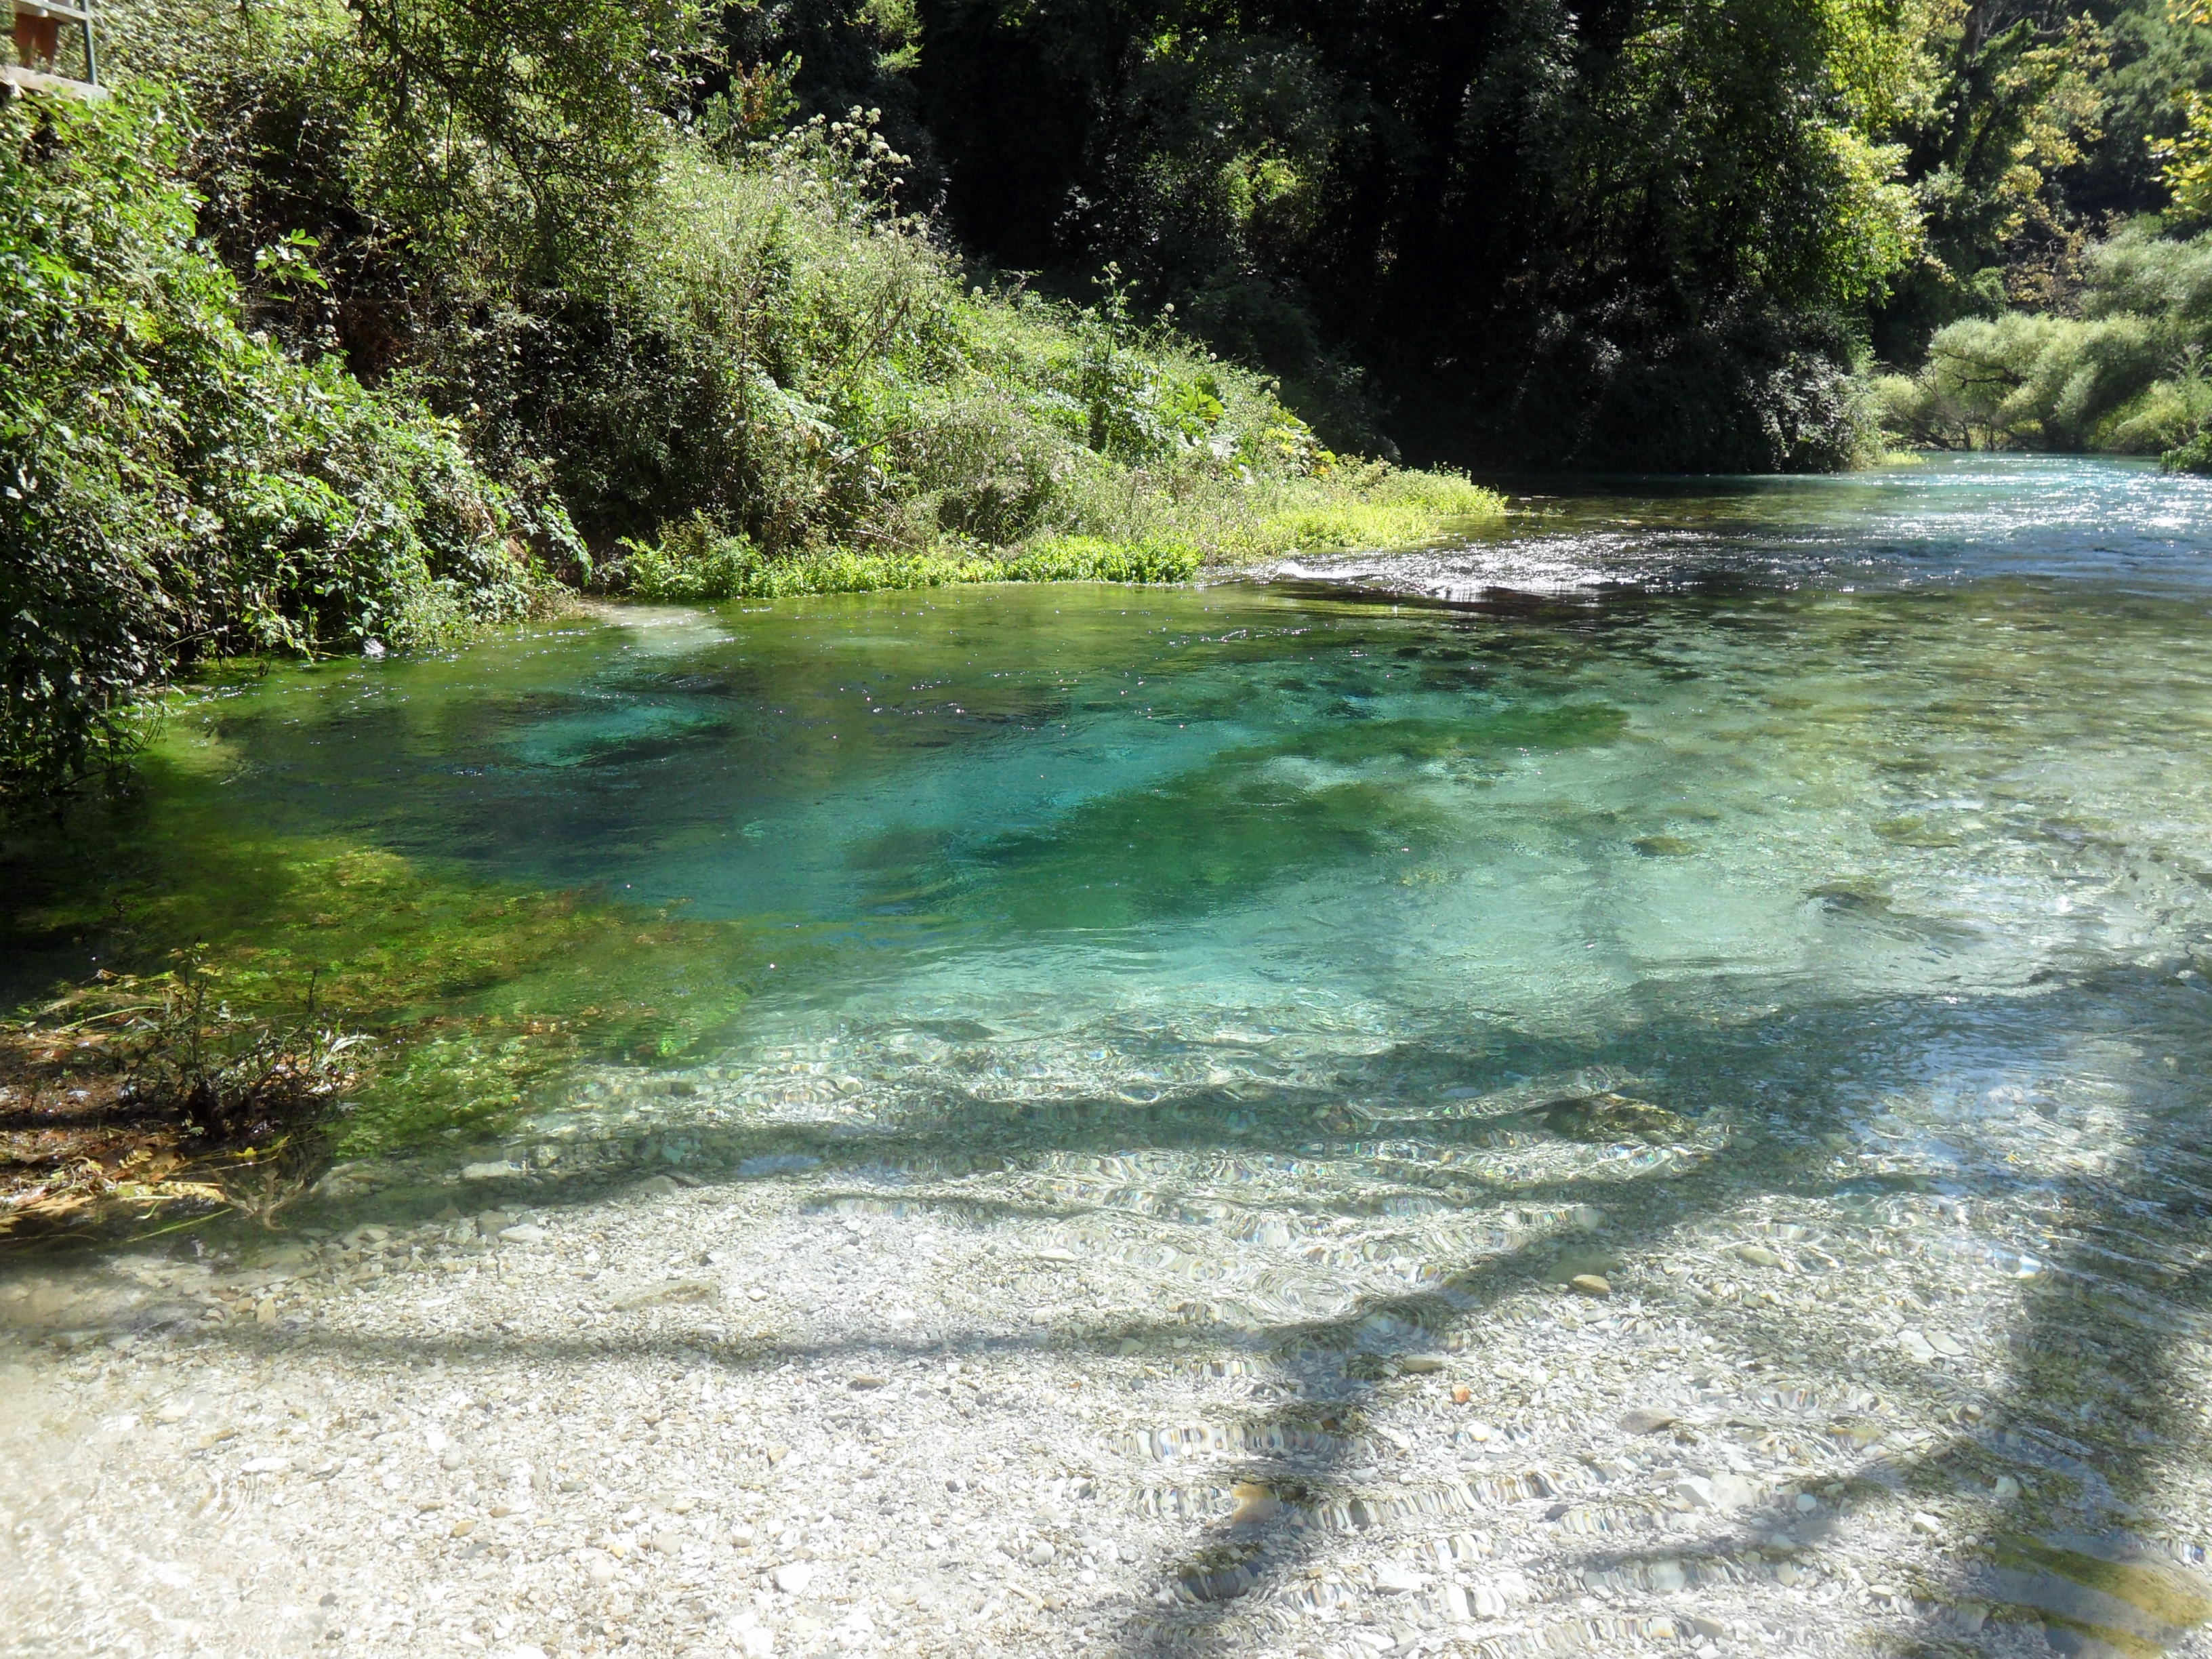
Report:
2156,0,2212,220
0,91,565,799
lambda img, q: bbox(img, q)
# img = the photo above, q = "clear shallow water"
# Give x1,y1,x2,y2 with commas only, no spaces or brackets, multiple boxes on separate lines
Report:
1278,453,2212,599
12,455,2212,1652
145,456,2212,1052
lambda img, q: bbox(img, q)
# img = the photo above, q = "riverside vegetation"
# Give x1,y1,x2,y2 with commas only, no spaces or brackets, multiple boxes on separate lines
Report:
1861,0,2212,466
1877,226,2212,459
0,3,1498,806
14,0,2212,802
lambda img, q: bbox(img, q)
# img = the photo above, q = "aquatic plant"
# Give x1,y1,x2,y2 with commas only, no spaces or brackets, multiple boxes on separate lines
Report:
119,958,366,1147
2,779,775,1192
0,951,368,1234
613,467,1501,598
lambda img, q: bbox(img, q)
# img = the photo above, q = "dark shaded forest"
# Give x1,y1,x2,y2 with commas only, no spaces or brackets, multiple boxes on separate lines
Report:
729,0,2211,467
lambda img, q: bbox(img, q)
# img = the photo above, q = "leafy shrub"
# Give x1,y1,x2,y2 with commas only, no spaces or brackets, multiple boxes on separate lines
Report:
0,91,567,800
121,956,367,1147
527,122,1503,574
1877,313,2169,449
1004,537,1203,582
100,0,693,298
2164,427,2212,470
2081,227,2212,327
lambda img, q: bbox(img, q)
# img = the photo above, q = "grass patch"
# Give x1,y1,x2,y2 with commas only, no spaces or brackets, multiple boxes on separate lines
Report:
1218,468,1509,565
620,524,1206,600
619,466,1504,602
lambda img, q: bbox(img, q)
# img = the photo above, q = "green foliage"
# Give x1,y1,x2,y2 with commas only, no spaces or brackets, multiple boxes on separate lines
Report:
2155,0,2212,224
1868,0,2108,356
796,0,2212,436
908,0,1929,469
104,0,697,294
2162,421,2212,466
528,125,1500,566
1003,537,1202,582
620,523,1204,600
0,90,562,802
1876,224,2212,452
1875,312,2169,446
612,452,1504,598
2060,0,2212,226
2081,217,2212,316
341,0,696,277
64,0,2212,501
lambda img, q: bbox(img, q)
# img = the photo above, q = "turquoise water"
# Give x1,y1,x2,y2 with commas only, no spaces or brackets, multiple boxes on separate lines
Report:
12,455,2212,1650
165,455,2212,1055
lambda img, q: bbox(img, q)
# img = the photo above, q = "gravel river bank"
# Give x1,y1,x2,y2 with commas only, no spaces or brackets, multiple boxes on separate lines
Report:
6,1021,2211,1659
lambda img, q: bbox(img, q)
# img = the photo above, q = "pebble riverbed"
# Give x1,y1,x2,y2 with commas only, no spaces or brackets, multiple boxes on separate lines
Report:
4,1017,2211,1659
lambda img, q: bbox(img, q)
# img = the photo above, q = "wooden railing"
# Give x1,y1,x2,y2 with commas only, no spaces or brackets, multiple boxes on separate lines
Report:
3,0,104,102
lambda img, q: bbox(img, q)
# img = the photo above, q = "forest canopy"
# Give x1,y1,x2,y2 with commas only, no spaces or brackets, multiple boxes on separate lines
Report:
22,0,2212,481
744,0,2212,468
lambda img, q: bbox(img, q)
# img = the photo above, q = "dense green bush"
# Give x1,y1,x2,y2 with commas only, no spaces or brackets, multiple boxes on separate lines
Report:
90,2,1498,552
2086,226,2212,327
611,450,1504,598
2164,425,2212,470
0,91,563,799
429,118,1504,561
1875,226,2212,459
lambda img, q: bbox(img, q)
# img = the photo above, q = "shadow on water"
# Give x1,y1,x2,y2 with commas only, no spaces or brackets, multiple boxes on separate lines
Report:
1066,978,2212,1656
54,959,2209,1658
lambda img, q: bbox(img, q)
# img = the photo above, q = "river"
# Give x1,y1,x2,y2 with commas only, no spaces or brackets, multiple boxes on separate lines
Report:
3,454,2211,1658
